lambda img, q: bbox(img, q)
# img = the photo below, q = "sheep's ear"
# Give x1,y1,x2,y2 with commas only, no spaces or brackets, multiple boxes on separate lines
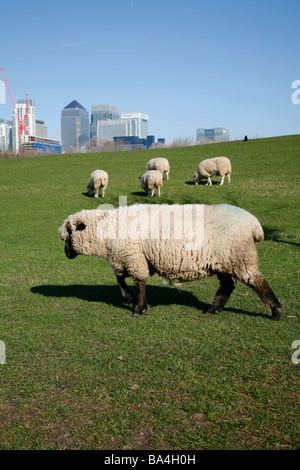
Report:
66,221,73,235
59,221,70,240
75,221,86,231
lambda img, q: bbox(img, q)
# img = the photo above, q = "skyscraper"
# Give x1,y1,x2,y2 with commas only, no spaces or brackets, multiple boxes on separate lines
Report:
0,119,12,152
35,120,48,139
196,127,230,143
12,98,36,154
61,100,89,152
90,104,120,144
121,113,149,139
97,119,129,142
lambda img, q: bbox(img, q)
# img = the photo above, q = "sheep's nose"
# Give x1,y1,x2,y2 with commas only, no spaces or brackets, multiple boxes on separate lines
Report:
65,244,77,259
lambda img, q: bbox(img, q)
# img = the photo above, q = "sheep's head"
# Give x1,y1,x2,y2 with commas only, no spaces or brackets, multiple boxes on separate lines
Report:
59,215,87,259
59,210,109,260
193,172,199,185
87,183,94,196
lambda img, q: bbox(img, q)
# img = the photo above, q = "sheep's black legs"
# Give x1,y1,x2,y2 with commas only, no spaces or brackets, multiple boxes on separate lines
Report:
116,276,148,316
207,273,236,314
116,275,135,311
133,279,147,316
207,271,282,320
246,272,282,320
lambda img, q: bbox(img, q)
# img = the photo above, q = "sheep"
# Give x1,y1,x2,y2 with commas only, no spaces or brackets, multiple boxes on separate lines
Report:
194,156,231,186
141,170,163,197
147,157,170,181
59,203,282,320
87,170,108,198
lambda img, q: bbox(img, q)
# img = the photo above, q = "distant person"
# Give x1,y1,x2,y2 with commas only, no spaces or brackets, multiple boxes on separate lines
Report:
243,135,248,141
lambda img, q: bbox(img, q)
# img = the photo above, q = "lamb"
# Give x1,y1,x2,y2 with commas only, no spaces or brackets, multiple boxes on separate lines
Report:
194,156,231,186
59,203,282,320
147,157,170,181
141,170,163,197
87,170,108,198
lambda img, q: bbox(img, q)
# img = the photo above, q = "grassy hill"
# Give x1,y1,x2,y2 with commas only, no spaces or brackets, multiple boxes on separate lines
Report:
0,135,299,450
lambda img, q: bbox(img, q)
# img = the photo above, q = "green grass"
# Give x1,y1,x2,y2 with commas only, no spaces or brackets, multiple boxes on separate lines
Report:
0,135,299,450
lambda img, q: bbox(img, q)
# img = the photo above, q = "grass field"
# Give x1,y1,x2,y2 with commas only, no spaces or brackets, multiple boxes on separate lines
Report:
0,135,299,450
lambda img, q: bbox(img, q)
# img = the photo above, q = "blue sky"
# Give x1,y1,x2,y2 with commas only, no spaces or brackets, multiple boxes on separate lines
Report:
1,0,299,143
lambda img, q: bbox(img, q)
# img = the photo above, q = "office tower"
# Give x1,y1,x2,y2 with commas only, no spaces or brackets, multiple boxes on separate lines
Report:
97,119,129,142
35,120,48,139
90,104,120,144
196,127,230,143
121,113,149,139
157,138,165,146
61,100,89,152
147,135,155,148
12,98,36,154
0,119,12,152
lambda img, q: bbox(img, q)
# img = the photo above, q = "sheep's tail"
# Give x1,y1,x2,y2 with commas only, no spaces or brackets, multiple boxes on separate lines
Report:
252,221,264,242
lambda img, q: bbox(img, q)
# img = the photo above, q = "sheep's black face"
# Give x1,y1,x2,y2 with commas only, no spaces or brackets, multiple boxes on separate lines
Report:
87,185,94,196
65,242,78,259
64,227,78,259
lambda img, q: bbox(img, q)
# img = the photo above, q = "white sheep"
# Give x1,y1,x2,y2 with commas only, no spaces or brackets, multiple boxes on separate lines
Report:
194,156,231,186
87,170,108,198
141,170,163,197
147,157,170,181
59,203,282,320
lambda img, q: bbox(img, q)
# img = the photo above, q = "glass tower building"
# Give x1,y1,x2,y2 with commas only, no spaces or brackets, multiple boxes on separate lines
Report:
12,98,36,154
90,104,120,143
121,113,149,139
61,100,89,152
196,127,230,143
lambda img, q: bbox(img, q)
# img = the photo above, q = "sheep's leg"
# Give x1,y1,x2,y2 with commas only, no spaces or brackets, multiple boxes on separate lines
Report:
101,187,105,198
207,273,236,314
206,177,212,186
166,172,169,181
133,279,147,316
158,186,161,197
116,275,135,311
94,188,99,198
246,271,282,320
220,176,225,185
227,174,231,184
150,188,154,197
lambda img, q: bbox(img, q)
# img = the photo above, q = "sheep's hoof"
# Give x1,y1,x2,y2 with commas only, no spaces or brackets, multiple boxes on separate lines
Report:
206,307,220,315
132,306,147,317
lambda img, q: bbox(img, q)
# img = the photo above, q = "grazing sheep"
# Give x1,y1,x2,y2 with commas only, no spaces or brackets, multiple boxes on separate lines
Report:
147,157,170,180
141,170,163,197
194,156,231,186
59,203,282,320
87,170,108,198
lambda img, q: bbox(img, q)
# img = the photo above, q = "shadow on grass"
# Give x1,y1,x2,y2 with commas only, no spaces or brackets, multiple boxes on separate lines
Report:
131,191,148,197
184,180,220,185
31,284,271,319
263,226,300,247
31,283,208,311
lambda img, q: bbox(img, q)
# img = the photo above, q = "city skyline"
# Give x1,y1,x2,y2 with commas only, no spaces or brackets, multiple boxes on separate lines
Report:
0,0,299,144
